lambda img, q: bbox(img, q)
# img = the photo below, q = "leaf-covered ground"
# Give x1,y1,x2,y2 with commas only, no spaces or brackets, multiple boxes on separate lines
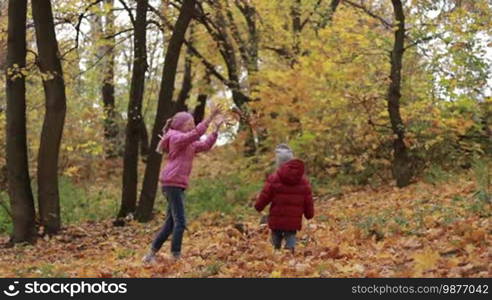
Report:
0,177,490,278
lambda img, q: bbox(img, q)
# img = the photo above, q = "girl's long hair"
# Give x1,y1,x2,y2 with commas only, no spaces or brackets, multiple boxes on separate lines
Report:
162,117,173,134
156,118,173,154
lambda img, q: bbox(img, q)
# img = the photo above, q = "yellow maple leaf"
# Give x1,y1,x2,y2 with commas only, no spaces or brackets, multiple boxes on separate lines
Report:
270,270,282,278
413,249,440,276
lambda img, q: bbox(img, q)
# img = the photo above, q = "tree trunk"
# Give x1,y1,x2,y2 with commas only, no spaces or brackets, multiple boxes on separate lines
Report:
135,0,197,222
330,0,341,14
195,2,256,155
90,2,104,89
193,71,210,124
102,0,119,158
291,0,301,60
139,119,150,161
118,0,148,220
388,0,411,188
5,0,36,243
237,1,262,152
245,5,259,75
174,28,194,113
200,3,256,155
226,0,258,76
318,0,341,30
217,28,255,154
32,0,68,234
193,94,207,124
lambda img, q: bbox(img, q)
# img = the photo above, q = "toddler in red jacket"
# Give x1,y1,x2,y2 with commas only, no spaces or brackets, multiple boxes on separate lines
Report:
255,145,314,253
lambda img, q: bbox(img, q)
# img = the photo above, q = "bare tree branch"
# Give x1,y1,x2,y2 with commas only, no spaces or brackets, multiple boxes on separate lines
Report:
264,46,293,61
147,3,229,85
301,0,323,30
103,27,133,40
118,0,136,28
148,2,252,104
343,0,393,29
75,33,133,78
404,33,443,50
224,0,249,66
61,0,107,59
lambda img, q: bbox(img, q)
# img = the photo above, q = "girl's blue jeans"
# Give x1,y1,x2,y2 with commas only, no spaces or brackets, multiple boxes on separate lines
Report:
151,186,186,256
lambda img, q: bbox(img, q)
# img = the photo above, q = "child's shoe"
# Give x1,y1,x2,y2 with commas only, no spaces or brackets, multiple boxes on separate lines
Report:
171,252,181,261
284,247,295,254
142,250,157,264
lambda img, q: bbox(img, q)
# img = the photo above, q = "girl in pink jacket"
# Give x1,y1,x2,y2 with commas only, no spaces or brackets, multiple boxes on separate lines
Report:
143,106,223,263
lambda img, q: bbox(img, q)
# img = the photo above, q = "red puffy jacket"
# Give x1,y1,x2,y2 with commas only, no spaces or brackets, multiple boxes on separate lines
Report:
255,159,314,231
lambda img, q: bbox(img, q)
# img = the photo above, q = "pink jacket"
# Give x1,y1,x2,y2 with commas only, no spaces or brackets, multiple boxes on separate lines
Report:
157,119,218,189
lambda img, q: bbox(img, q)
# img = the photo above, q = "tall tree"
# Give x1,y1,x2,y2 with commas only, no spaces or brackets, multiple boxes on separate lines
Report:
102,0,119,158
196,1,256,155
118,0,148,220
225,0,259,77
5,0,36,243
88,0,118,158
139,120,150,161
388,0,411,187
174,24,194,113
150,2,255,151
291,0,302,60
32,0,68,234
135,0,197,222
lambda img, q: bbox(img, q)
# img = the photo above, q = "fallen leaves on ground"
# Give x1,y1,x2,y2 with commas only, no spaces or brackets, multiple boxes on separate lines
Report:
0,177,490,278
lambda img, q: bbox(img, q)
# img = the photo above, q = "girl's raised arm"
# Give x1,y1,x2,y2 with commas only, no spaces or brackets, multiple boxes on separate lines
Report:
172,118,212,148
194,116,223,153
194,132,218,153
172,105,222,148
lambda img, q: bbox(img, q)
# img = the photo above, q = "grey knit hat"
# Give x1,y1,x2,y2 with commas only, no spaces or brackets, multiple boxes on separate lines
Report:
275,143,294,167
